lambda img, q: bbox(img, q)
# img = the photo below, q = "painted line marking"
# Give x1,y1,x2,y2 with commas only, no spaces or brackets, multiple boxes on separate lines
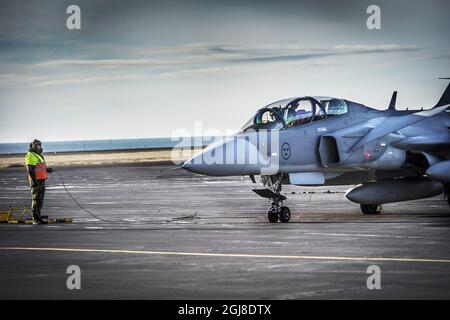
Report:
0,247,450,264
302,232,426,239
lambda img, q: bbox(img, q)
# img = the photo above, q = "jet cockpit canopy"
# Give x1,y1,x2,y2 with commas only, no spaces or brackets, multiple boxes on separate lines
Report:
241,96,348,132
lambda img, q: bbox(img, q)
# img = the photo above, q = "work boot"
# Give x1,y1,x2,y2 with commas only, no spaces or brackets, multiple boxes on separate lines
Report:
32,211,44,224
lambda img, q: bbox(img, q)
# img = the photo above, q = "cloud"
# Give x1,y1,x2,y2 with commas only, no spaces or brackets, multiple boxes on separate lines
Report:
31,43,421,67
0,73,49,88
227,44,421,63
33,58,198,68
333,44,419,51
0,43,424,88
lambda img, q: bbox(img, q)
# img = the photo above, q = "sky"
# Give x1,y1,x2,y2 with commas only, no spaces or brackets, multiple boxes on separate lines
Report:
0,0,449,143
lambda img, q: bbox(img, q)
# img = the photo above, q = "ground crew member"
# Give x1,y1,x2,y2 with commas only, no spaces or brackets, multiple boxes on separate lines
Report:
25,139,53,224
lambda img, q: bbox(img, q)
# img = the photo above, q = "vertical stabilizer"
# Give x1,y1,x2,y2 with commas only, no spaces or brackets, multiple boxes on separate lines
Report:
388,91,397,110
435,78,450,108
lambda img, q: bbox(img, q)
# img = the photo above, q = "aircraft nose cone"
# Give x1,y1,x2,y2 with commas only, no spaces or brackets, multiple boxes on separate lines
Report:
181,157,198,173
181,148,225,175
181,152,218,175
180,136,272,176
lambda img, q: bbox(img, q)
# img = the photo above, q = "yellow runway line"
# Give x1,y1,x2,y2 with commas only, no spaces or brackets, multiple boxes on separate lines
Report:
1,247,450,264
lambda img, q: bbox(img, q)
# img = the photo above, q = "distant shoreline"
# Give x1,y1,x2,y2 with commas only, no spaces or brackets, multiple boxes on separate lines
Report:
0,137,216,155
0,146,200,157
0,147,203,168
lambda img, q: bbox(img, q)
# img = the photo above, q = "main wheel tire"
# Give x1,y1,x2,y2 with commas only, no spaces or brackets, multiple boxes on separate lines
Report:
360,204,382,215
279,206,291,223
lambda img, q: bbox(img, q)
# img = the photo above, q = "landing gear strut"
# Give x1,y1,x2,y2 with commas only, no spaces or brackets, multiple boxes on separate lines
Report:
253,174,291,223
360,204,383,215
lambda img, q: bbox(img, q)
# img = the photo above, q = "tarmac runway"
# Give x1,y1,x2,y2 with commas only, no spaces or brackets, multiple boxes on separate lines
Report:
1,163,450,299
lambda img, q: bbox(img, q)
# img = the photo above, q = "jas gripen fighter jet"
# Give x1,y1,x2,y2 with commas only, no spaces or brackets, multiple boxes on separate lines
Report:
182,80,450,223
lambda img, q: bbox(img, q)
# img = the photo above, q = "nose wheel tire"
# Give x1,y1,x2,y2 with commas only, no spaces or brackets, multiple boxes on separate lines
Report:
267,208,279,223
267,206,291,223
360,204,382,215
279,206,291,223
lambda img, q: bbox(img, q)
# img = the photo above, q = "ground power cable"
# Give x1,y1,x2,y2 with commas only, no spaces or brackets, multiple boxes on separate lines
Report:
54,169,170,225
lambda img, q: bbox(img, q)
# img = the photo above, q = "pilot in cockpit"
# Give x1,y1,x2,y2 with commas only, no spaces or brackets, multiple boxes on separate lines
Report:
286,102,311,127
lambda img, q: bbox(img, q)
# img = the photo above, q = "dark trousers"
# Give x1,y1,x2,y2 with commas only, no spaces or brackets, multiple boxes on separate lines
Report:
31,180,46,220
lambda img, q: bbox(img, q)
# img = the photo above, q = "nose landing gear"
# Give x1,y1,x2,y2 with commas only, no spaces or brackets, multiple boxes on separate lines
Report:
266,200,291,223
253,174,291,223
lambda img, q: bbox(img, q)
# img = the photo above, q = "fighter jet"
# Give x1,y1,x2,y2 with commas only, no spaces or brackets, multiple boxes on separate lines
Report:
182,80,450,222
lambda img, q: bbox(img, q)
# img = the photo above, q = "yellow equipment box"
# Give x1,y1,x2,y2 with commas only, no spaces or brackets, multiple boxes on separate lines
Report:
0,207,72,224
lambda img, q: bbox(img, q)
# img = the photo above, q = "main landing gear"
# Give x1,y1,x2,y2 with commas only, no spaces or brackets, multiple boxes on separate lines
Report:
253,174,291,223
444,184,450,207
360,204,383,215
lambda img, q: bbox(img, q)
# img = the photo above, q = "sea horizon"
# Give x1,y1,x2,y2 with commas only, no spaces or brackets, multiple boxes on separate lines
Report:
0,136,216,155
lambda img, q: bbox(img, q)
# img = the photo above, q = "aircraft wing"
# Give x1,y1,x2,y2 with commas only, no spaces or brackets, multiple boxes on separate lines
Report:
349,104,449,151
